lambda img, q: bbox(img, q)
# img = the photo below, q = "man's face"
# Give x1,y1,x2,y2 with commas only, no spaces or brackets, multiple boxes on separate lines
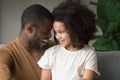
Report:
29,19,52,49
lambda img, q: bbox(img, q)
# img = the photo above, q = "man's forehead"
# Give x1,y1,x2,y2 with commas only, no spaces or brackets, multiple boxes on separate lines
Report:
39,20,52,30
39,18,52,24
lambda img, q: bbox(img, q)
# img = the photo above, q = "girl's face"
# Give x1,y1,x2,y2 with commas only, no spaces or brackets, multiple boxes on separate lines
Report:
53,21,72,49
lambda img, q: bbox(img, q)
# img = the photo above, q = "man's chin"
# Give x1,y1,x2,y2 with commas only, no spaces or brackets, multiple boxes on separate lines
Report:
40,43,46,47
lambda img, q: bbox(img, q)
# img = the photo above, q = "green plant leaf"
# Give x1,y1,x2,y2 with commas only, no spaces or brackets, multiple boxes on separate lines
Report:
115,21,120,33
93,0,120,51
96,17,108,35
115,33,120,46
105,22,117,36
93,38,120,51
97,0,120,35
97,0,120,21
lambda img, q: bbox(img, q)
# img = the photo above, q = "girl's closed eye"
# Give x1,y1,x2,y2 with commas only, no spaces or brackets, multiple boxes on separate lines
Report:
58,30,65,34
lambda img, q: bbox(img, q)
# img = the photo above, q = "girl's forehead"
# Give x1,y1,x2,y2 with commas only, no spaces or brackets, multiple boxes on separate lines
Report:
53,21,66,29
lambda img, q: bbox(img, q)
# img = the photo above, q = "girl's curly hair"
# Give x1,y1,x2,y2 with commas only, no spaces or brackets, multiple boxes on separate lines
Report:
52,1,97,48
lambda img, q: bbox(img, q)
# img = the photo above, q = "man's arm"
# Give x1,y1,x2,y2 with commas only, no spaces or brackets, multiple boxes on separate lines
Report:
0,49,13,80
0,64,11,80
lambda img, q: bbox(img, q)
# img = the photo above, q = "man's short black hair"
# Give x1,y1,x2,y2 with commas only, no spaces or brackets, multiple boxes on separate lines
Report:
21,4,53,30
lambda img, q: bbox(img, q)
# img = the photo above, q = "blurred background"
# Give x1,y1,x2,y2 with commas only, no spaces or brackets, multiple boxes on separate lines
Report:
0,0,98,44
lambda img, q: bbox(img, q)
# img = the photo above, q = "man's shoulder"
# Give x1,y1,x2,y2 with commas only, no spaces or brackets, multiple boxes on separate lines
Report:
0,44,13,61
0,45,11,53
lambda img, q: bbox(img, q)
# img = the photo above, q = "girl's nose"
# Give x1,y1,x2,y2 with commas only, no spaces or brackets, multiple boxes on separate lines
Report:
55,33,60,40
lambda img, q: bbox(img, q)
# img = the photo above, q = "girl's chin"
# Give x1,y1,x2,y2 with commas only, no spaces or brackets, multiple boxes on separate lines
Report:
60,44,66,47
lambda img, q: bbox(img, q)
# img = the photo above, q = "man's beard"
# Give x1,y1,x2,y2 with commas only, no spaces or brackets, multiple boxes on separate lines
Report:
29,33,42,50
29,40,42,50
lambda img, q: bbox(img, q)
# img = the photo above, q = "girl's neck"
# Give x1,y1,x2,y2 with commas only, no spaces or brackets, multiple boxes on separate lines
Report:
65,46,79,51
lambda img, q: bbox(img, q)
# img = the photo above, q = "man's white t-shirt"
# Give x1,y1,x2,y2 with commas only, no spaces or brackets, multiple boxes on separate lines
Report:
38,45,100,80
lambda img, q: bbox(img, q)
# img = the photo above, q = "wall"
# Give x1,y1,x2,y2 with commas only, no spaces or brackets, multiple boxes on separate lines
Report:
0,1,2,43
81,0,98,14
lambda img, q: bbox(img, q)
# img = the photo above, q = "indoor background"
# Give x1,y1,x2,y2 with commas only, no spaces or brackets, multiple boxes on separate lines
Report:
0,0,98,44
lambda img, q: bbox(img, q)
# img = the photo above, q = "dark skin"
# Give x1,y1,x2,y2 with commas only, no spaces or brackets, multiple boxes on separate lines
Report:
19,19,56,62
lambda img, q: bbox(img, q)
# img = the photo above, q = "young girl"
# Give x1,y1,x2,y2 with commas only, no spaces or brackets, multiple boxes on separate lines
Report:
38,1,100,80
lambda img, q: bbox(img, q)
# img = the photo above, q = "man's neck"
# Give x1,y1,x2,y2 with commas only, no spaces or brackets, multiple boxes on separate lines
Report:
30,48,45,62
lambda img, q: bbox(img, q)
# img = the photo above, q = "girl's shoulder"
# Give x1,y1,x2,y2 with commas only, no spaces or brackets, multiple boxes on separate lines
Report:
83,45,95,51
80,45,96,56
45,45,62,52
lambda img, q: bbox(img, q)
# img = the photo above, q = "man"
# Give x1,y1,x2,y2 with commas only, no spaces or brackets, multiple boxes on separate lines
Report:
0,4,55,80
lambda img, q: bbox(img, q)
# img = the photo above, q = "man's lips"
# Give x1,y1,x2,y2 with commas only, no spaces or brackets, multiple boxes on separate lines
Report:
41,40,49,46
42,40,48,43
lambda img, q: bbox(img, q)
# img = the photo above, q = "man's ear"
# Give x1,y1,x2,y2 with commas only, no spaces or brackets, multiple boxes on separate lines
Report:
25,24,35,33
